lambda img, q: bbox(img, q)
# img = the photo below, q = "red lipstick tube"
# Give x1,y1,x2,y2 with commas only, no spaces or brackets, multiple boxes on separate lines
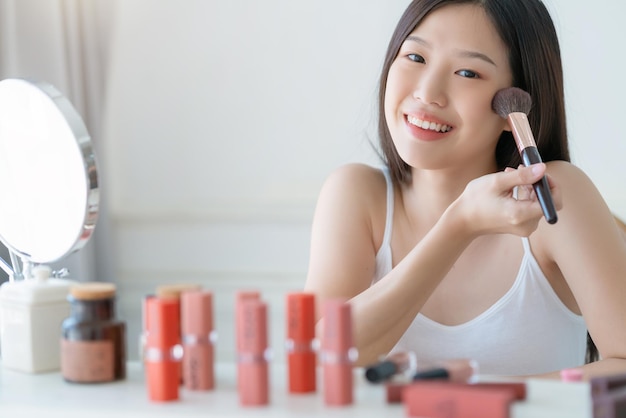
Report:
286,292,316,394
181,290,215,391
236,298,269,406
321,299,356,406
144,296,183,402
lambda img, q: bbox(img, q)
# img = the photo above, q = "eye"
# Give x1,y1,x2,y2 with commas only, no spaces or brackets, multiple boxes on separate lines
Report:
456,69,479,79
407,53,425,64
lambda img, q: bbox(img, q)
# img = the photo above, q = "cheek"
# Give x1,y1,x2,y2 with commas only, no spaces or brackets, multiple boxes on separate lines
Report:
462,97,505,132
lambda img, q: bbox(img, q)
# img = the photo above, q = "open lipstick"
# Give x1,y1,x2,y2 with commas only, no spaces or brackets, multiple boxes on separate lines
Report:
492,87,558,224
286,292,317,393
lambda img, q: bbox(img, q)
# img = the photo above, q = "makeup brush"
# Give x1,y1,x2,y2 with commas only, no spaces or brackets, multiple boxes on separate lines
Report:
492,87,558,224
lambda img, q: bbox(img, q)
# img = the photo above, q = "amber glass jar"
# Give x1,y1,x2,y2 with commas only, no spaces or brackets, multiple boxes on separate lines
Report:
61,282,126,383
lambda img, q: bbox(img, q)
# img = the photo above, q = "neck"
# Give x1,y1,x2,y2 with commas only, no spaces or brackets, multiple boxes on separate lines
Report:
402,162,498,227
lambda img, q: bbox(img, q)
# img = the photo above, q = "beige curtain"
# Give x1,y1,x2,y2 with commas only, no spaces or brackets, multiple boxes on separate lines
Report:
0,0,115,282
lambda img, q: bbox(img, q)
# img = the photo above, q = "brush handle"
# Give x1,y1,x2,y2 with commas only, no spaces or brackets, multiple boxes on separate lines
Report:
520,147,558,224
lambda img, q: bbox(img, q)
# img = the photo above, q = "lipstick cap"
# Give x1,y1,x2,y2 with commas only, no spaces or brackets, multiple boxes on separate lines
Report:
181,290,213,337
146,297,180,348
237,299,268,354
156,283,201,299
321,299,353,352
236,290,260,305
286,292,315,342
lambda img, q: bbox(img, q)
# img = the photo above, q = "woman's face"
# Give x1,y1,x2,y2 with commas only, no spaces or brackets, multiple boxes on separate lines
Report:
384,4,513,172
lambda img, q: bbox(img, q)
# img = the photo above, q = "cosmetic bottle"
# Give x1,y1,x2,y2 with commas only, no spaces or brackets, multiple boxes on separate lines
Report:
60,282,126,383
0,265,75,373
181,289,216,390
286,292,317,393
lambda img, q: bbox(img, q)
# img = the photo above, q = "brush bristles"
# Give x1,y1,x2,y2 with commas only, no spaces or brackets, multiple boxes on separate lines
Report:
492,87,532,118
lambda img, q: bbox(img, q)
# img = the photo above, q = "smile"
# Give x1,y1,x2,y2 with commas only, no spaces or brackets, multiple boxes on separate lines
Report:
407,115,452,133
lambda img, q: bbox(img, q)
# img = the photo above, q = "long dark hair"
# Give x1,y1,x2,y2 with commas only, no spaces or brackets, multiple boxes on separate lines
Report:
376,0,597,363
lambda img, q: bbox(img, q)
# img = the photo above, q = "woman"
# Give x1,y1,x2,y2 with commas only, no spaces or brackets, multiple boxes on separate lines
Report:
304,0,626,378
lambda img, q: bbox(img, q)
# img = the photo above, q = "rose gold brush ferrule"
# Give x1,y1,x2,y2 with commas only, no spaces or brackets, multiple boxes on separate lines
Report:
507,112,536,153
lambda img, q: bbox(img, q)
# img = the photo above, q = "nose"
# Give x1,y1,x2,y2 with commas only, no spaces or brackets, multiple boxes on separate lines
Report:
411,69,447,107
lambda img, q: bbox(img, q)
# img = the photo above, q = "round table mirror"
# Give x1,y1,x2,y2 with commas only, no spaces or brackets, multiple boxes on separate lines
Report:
0,78,98,278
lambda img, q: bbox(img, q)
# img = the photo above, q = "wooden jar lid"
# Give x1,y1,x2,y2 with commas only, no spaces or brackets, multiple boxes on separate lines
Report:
69,282,116,300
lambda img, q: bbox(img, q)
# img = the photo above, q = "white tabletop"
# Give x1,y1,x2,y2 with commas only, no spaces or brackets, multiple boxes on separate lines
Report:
0,362,404,418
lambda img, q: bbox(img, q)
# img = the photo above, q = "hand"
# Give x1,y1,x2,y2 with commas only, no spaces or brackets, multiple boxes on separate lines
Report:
453,163,561,237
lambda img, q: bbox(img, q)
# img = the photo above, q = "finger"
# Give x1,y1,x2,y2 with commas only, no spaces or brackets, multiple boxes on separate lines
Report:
517,184,533,201
498,163,546,190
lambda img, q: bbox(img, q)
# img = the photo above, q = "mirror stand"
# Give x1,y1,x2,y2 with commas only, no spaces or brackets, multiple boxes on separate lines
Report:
0,254,13,278
0,250,24,281
0,252,70,281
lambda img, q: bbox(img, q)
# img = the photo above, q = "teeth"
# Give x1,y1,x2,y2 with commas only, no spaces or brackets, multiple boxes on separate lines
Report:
408,115,451,133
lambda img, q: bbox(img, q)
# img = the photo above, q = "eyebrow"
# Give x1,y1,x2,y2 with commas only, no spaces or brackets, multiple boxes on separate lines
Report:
404,35,497,67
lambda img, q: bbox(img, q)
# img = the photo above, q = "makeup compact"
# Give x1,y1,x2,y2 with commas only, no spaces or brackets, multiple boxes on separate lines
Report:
0,78,99,373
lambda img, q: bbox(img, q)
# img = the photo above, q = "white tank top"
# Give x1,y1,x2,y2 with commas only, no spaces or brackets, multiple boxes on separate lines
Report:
373,167,587,375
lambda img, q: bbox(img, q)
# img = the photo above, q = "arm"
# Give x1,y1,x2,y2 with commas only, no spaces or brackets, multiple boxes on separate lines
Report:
534,162,626,380
304,163,555,365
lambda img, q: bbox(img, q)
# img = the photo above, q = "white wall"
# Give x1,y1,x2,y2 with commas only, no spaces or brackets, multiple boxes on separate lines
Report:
545,1,626,215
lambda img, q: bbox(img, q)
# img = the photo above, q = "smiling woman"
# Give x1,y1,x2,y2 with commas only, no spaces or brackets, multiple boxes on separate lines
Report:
304,0,626,380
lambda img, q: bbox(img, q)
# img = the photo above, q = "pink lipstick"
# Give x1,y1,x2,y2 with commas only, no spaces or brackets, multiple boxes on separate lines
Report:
321,299,356,406
236,297,270,406
181,289,215,391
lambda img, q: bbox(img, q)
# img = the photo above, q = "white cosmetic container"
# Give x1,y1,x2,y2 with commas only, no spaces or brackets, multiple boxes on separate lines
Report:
0,265,75,373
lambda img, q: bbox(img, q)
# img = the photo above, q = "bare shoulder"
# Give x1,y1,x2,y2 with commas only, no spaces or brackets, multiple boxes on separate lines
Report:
318,163,388,212
539,160,621,254
545,160,607,209
323,163,387,192
545,160,591,184
305,164,390,298
312,163,389,256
